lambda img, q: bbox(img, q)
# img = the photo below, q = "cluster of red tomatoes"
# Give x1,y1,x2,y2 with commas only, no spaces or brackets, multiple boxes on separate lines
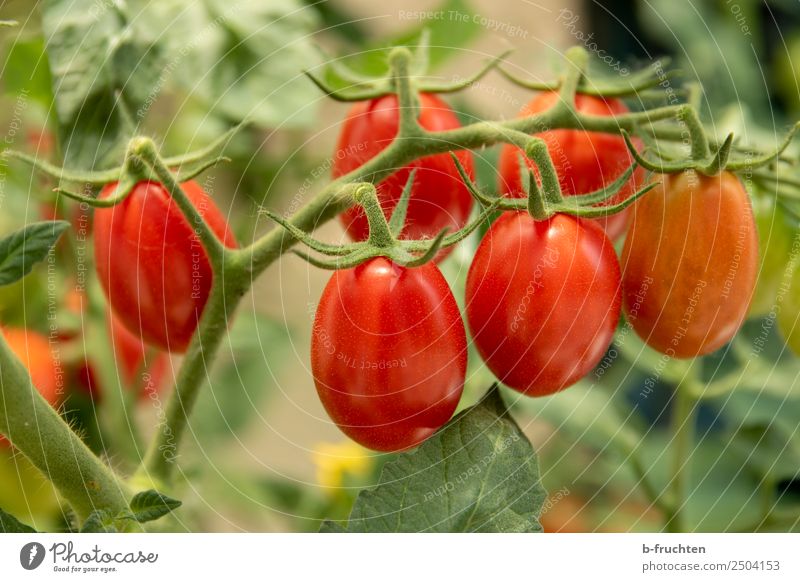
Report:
314,90,761,452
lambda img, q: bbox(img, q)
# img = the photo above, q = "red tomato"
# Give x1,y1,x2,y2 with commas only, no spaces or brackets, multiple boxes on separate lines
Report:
94,180,237,353
1,328,61,447
466,212,621,396
621,171,758,357
498,91,644,240
333,93,475,256
311,257,466,452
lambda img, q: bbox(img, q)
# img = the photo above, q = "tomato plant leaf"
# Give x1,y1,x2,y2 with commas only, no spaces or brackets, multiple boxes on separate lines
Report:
0,221,69,287
128,490,182,523
41,0,164,169
0,507,37,533
80,509,118,533
131,0,321,129
325,385,546,532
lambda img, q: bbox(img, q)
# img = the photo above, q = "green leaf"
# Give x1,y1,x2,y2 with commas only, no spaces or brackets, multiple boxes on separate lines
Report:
3,37,54,107
40,0,164,168
80,491,180,532
80,509,117,533
128,490,182,523
132,0,321,129
0,507,37,533
327,386,546,532
0,221,69,286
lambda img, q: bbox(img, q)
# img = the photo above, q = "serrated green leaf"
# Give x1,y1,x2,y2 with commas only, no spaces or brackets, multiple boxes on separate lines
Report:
0,507,37,533
131,0,320,129
128,490,181,523
0,221,69,286
41,0,164,168
80,509,118,533
329,386,546,533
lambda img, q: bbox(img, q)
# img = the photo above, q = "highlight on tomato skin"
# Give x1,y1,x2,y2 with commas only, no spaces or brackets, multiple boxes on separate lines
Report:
0,327,61,448
333,92,475,260
465,211,622,396
621,170,759,358
93,180,238,354
311,257,467,452
497,91,645,241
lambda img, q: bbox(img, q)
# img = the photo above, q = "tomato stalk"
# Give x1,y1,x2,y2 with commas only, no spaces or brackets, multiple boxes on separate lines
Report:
0,333,131,522
664,365,700,533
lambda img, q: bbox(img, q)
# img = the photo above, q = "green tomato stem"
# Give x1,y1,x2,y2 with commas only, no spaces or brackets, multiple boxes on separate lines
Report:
665,366,699,533
0,333,130,521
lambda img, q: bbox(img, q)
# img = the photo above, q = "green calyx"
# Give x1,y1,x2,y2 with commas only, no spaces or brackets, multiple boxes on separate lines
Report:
305,29,510,103
2,126,241,208
448,150,655,222
266,171,498,270
501,54,683,100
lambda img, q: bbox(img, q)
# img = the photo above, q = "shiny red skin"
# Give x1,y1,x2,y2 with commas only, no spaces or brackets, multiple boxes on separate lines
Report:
333,93,475,255
466,212,622,396
621,171,758,358
498,92,644,240
311,258,467,452
1,328,61,447
94,180,237,353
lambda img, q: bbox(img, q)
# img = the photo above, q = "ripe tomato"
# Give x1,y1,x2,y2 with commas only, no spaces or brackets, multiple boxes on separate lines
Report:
465,212,621,396
778,250,800,355
1,328,61,447
621,171,758,358
749,195,793,317
311,257,466,452
333,93,474,255
497,91,644,240
94,180,237,353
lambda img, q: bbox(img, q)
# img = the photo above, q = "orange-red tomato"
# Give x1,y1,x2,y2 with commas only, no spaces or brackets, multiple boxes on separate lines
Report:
621,171,758,357
498,91,644,240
